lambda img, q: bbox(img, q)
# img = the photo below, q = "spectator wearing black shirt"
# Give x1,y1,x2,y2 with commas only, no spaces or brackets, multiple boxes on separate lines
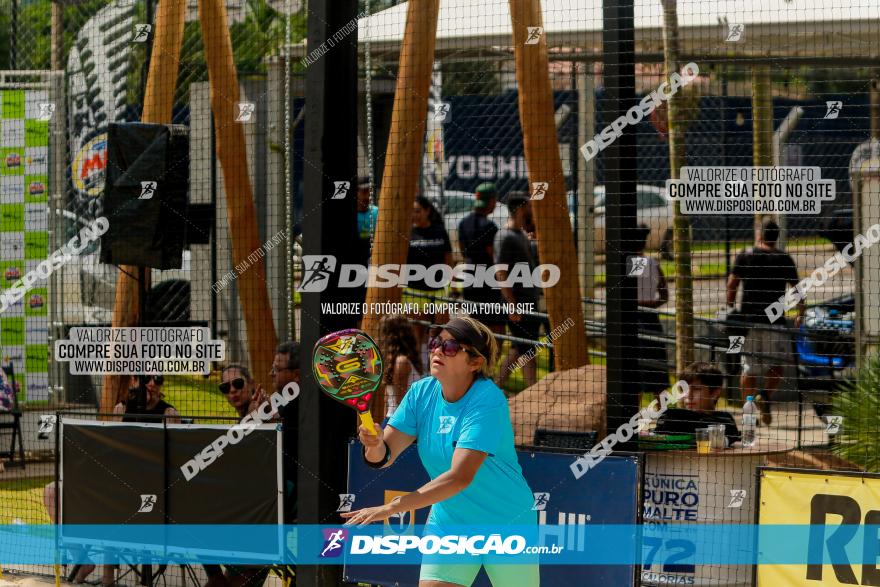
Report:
495,192,541,388
656,362,740,446
113,375,180,423
405,196,453,354
458,182,504,333
726,219,803,424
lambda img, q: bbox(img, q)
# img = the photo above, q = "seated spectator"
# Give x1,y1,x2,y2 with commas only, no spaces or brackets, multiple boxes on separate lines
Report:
218,364,269,420
655,362,741,445
113,375,180,423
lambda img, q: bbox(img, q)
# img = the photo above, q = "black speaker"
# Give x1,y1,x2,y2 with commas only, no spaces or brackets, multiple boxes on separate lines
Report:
100,122,189,269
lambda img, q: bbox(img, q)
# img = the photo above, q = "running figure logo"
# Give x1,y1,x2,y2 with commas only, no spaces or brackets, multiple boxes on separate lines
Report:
298,255,337,292
532,492,550,511
726,23,744,42
437,416,456,434
628,256,648,277
530,182,548,201
133,24,151,42
37,415,56,439
727,336,745,354
824,101,843,119
332,181,350,200
525,27,543,45
825,415,843,435
37,103,56,122
138,495,157,513
433,102,451,122
139,181,157,200
235,102,256,123
727,489,746,509
337,494,356,513
320,528,348,558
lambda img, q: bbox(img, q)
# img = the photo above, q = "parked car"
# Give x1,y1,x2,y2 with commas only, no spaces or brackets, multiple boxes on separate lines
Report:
795,294,855,417
427,184,673,257
592,185,673,255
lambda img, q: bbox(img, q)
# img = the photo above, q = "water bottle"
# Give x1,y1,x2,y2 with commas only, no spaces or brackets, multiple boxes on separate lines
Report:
742,396,758,447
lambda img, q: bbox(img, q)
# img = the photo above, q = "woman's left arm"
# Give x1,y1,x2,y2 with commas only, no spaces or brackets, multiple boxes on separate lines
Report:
341,447,486,526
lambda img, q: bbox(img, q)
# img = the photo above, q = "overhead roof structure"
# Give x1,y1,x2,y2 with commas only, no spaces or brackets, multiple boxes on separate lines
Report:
294,0,880,64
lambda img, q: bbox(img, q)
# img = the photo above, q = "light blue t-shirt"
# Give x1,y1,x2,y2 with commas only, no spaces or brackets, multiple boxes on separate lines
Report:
388,376,536,526
357,205,379,240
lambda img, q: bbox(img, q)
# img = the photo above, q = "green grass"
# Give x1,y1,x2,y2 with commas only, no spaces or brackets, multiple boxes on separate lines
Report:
0,476,52,524
161,375,239,421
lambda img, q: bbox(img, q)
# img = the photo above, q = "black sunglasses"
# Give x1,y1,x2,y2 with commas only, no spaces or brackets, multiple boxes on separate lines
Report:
218,378,246,394
428,336,475,358
143,375,164,386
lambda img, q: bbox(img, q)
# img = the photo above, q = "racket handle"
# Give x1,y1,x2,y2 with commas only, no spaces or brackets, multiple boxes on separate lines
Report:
359,411,378,435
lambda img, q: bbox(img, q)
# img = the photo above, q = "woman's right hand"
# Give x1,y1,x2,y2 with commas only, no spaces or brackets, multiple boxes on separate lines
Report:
360,424,388,464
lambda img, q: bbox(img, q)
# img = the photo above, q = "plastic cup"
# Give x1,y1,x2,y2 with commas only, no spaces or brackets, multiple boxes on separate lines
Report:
709,424,726,449
696,428,711,454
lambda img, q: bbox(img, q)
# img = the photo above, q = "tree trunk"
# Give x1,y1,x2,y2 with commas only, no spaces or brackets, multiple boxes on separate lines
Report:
752,66,773,230
200,0,278,387
361,0,440,422
507,0,589,370
661,0,694,374
100,0,187,417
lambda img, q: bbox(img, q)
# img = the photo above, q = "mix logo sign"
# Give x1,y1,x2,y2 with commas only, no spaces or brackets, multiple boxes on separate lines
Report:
727,336,745,354
298,255,560,292
37,415,56,439
725,23,744,42
320,528,348,558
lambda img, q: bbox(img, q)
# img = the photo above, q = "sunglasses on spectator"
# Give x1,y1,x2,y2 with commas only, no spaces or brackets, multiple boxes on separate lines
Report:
218,378,246,394
428,337,475,358
145,375,164,386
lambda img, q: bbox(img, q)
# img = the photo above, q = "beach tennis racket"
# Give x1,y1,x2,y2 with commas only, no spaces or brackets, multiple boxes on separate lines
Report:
312,329,383,435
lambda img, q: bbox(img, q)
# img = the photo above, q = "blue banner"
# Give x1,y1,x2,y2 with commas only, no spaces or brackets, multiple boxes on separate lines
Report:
344,444,640,586
1,524,880,566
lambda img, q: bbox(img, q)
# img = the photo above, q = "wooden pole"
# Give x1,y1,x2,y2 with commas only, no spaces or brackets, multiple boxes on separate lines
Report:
99,0,187,417
361,0,440,421
661,0,695,373
508,0,589,370
199,0,278,387
752,65,773,229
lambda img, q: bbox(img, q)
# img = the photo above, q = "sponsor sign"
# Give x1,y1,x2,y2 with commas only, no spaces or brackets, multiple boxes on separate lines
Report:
758,468,880,586
0,89,49,399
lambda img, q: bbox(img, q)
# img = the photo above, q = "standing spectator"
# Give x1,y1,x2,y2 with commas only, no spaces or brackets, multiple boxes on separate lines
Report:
356,177,378,266
405,196,453,357
494,192,540,389
458,182,505,334
727,219,804,424
634,224,670,396
378,315,425,424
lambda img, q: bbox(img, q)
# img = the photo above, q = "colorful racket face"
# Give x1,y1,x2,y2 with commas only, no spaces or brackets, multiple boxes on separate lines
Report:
312,329,383,434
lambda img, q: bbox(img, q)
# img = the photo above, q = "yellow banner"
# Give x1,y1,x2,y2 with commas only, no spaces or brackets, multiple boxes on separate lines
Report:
758,469,880,586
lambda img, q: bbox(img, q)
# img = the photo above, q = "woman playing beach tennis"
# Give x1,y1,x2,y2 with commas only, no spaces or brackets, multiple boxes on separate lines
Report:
341,317,539,587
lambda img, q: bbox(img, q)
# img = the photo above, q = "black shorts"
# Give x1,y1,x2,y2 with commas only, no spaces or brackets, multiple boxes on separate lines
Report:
509,314,542,353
